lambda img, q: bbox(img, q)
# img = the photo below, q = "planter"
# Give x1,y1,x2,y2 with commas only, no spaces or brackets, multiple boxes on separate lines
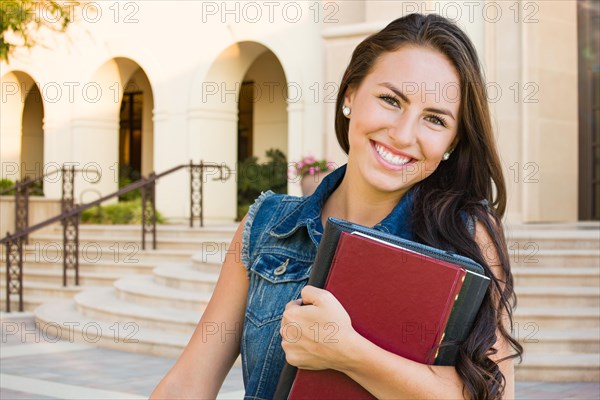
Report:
0,195,62,236
300,170,332,196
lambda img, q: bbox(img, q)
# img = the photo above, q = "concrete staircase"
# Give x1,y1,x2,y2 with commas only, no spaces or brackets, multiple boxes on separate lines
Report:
507,223,600,381
0,224,236,358
2,222,599,381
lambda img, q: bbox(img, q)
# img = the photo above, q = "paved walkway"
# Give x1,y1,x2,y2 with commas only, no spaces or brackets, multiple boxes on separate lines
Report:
1,313,598,399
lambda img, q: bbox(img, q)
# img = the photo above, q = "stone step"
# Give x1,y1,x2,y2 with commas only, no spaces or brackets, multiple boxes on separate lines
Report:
518,328,600,354
29,234,231,252
6,260,156,275
509,249,599,268
0,295,54,313
7,245,200,264
505,228,599,251
191,251,227,272
74,287,200,334
515,286,599,308
114,276,212,311
0,281,86,300
55,224,238,240
34,298,243,364
514,307,599,330
0,245,163,270
153,264,219,292
513,267,600,287
0,267,121,286
515,353,600,382
34,299,190,358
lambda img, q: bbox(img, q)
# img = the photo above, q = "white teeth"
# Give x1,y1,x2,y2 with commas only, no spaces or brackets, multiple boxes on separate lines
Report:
374,143,411,165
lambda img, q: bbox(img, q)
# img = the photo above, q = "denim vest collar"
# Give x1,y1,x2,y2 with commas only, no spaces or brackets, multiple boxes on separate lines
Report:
270,164,416,246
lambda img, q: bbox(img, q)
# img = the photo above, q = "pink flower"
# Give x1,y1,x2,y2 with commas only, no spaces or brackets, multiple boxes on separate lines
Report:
292,156,335,181
304,155,316,164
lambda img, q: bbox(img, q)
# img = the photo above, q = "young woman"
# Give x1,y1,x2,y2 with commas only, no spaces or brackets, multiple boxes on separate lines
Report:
151,13,522,400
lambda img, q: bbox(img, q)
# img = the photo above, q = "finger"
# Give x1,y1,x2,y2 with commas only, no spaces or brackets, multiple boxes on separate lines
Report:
300,285,329,306
281,300,302,328
285,298,303,311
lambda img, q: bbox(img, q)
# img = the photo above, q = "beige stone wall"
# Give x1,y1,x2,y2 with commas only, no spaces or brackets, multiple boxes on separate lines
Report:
519,1,578,222
488,0,578,223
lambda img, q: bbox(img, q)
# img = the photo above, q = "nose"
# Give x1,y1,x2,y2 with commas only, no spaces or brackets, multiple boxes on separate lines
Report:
387,113,418,147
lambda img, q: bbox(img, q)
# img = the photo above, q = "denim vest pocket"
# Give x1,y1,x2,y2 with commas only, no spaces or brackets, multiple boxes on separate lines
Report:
246,253,312,327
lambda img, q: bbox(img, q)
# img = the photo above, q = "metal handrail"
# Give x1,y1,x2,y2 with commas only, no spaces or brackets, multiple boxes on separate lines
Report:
1,162,230,244
0,167,100,196
1,168,101,242
2,161,231,312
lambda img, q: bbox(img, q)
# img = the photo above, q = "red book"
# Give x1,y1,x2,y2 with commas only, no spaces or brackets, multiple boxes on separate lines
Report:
287,231,466,399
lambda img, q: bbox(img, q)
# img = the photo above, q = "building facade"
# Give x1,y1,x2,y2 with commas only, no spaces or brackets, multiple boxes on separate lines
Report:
1,0,597,225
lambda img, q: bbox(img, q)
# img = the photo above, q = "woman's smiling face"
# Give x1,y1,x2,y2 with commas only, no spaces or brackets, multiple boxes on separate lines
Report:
344,45,461,195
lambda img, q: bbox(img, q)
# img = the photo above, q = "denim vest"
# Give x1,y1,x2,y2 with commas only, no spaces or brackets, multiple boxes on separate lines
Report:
240,164,422,400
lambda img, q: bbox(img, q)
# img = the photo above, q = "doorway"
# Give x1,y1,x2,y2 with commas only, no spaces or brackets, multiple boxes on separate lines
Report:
578,0,600,220
119,91,143,185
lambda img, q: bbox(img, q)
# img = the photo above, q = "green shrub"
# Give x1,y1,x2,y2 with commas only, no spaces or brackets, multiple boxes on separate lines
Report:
237,149,288,221
118,165,142,201
81,200,165,225
30,180,44,196
0,179,14,194
0,178,43,196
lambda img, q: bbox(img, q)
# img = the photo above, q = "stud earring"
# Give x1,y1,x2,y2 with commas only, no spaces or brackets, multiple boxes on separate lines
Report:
342,106,351,116
442,152,451,161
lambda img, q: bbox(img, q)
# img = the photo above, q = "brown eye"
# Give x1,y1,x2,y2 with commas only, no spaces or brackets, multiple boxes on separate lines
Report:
425,114,447,127
378,94,400,108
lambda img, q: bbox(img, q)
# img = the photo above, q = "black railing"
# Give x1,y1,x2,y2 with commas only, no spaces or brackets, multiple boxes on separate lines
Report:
1,161,231,312
1,167,101,243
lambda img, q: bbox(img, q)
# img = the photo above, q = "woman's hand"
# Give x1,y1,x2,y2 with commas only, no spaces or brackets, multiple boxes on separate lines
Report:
279,285,358,371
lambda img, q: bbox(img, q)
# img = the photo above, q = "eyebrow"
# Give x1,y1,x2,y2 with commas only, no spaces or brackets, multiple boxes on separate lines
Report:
378,82,456,121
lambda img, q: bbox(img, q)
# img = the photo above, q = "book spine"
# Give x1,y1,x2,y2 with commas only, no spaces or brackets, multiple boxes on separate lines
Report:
273,223,344,399
307,223,343,287
434,272,490,365
273,363,298,400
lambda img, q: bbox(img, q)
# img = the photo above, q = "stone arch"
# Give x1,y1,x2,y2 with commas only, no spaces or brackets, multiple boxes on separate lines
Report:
0,71,45,182
188,41,290,222
71,57,154,200
240,49,289,163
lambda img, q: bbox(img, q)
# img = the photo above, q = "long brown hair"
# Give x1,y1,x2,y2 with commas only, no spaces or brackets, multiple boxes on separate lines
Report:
335,13,523,400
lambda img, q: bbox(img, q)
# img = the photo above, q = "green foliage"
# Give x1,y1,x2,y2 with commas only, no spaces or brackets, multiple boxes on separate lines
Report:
237,148,288,221
1,1,72,63
81,200,165,225
118,164,142,201
0,178,43,196
0,179,15,194
29,179,43,196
